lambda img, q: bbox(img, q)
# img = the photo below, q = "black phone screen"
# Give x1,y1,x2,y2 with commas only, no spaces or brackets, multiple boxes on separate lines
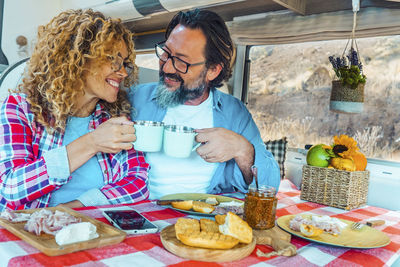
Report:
104,210,148,230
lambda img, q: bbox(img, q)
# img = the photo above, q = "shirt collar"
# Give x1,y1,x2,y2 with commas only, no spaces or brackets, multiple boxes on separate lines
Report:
92,102,110,119
150,87,158,101
210,87,223,112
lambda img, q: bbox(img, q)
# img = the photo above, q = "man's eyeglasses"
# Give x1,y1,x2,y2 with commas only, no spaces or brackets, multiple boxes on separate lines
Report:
155,41,205,74
109,54,134,74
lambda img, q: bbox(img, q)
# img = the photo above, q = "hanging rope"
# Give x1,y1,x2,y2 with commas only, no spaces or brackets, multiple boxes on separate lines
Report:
342,9,359,58
329,0,365,114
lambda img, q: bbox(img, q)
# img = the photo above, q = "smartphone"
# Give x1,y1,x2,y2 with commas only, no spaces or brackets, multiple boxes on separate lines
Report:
102,209,158,234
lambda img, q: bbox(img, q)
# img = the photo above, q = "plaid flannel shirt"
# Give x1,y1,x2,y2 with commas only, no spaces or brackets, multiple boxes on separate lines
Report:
0,94,149,211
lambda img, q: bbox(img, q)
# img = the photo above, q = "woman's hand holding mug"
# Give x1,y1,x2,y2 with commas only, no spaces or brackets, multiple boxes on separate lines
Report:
90,116,136,154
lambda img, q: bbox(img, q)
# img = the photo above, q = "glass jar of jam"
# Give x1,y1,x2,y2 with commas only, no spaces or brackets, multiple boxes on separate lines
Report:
244,185,277,229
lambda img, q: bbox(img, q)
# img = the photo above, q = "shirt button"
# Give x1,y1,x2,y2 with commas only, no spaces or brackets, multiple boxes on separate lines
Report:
104,170,108,174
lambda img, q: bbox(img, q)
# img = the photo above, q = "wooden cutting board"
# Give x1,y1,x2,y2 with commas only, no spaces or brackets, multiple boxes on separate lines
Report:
253,226,297,256
0,206,126,256
253,225,291,244
160,225,256,262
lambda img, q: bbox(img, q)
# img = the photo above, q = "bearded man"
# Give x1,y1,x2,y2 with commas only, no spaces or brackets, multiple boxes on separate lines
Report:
129,9,280,199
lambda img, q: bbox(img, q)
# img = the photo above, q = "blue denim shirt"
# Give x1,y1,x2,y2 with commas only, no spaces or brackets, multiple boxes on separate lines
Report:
129,83,280,193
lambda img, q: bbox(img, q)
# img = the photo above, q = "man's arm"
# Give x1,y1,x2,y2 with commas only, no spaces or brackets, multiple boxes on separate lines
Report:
195,128,254,184
195,91,280,192
233,135,255,185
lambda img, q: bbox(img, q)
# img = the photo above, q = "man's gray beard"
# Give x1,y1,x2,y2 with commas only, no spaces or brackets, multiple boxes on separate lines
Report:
155,71,208,109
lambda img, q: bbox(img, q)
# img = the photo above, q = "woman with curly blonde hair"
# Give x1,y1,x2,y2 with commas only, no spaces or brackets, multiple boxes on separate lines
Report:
0,9,149,211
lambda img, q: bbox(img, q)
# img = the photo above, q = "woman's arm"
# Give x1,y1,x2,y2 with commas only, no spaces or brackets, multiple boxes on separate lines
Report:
0,95,59,207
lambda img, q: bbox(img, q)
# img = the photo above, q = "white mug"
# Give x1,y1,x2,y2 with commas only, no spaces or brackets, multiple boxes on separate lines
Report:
163,125,201,158
132,121,164,152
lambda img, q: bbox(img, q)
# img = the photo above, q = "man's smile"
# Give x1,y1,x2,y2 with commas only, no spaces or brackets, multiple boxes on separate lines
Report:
164,76,181,87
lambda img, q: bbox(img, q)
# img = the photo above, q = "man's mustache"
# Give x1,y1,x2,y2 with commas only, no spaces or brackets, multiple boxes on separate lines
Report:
160,70,184,84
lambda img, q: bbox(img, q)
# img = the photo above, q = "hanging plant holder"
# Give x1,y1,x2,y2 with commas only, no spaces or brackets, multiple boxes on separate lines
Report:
328,1,366,114
330,80,364,113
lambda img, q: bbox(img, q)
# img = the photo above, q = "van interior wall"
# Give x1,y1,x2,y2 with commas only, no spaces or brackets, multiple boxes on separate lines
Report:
2,0,64,65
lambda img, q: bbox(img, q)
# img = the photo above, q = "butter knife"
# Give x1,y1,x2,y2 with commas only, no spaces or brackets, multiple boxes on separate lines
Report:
365,220,385,227
156,199,209,206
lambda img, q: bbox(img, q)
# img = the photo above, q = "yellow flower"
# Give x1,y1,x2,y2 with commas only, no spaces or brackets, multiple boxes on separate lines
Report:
333,134,359,158
332,134,367,171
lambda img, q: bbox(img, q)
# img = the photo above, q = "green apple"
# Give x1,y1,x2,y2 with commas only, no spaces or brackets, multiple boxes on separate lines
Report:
306,144,333,167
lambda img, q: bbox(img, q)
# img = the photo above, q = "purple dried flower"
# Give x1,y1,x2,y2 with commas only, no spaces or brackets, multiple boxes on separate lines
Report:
347,47,359,66
329,56,337,69
328,46,366,84
336,57,342,68
352,50,359,65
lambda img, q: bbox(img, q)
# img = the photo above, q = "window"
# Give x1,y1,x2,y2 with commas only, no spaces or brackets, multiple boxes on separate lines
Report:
135,53,159,84
247,36,400,161
135,53,159,70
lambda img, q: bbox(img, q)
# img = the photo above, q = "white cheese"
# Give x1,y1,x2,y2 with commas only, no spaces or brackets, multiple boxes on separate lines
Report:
55,222,99,246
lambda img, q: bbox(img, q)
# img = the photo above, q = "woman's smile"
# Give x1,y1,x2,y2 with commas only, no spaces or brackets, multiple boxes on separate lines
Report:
106,78,121,91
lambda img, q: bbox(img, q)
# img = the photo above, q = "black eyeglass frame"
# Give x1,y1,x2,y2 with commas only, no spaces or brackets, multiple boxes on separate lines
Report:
155,41,206,74
109,54,134,74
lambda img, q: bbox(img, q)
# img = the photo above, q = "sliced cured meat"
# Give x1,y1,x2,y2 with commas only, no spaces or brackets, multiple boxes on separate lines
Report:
24,209,81,236
0,210,31,222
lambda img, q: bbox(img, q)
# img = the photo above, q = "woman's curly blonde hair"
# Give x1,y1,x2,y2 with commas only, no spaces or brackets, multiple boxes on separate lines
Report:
17,9,138,132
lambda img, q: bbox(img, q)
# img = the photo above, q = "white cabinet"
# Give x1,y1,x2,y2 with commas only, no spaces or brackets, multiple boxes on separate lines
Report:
366,159,400,211
285,148,307,189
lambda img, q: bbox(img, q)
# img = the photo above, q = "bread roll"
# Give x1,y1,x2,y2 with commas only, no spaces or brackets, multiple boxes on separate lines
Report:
219,212,253,244
200,219,219,233
175,218,200,240
171,200,193,211
192,201,215,214
215,214,226,225
177,230,239,249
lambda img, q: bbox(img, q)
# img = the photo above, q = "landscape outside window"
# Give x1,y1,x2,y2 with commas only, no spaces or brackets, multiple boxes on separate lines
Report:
247,35,400,161
136,54,158,70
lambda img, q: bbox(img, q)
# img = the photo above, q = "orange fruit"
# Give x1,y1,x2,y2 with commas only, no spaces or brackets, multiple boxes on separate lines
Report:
352,151,367,171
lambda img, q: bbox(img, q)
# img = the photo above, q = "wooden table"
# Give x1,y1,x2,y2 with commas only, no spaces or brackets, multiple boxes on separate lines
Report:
1,179,399,266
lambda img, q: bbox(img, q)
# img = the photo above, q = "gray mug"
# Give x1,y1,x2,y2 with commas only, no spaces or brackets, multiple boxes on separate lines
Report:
133,121,164,152
163,125,201,158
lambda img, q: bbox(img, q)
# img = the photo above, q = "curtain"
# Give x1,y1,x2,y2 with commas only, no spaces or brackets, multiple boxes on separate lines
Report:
227,7,400,45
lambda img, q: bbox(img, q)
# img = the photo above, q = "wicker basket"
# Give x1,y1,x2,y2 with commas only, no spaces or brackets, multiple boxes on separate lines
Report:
300,165,370,210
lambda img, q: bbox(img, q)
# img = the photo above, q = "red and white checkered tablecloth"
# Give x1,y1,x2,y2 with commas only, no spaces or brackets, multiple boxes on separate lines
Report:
1,179,399,267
